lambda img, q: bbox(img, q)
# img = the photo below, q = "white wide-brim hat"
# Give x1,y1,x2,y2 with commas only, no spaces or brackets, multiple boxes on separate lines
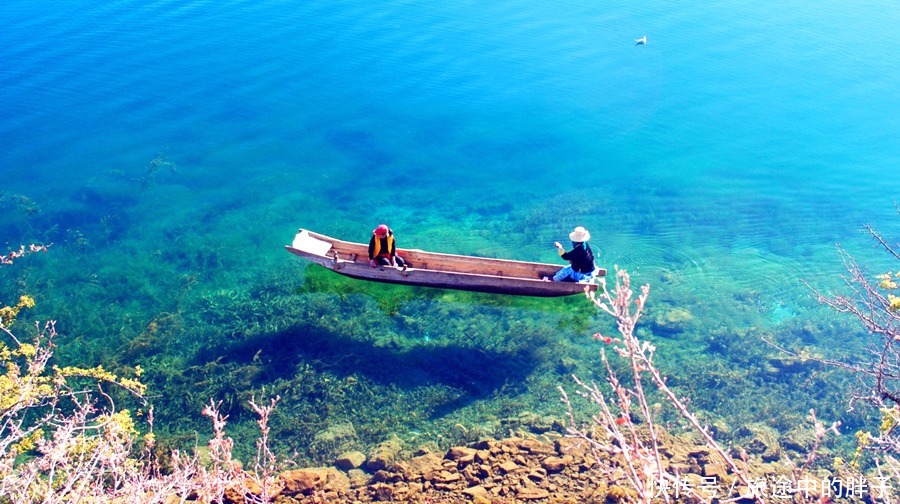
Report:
569,226,591,242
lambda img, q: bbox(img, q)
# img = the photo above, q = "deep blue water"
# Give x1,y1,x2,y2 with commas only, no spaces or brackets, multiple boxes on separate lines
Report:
4,0,898,259
3,0,900,458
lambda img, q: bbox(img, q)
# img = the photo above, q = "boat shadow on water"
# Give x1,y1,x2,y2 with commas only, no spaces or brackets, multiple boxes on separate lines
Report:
199,320,541,417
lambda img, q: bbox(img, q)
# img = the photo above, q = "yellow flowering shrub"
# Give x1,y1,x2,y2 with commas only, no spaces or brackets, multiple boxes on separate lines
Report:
0,295,35,327
11,429,43,456
877,272,899,290
2,297,147,449
55,365,147,396
889,294,900,312
880,406,900,434
852,430,873,469
875,273,900,311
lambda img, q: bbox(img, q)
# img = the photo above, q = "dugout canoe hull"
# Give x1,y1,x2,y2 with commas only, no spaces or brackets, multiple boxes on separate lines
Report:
285,229,604,297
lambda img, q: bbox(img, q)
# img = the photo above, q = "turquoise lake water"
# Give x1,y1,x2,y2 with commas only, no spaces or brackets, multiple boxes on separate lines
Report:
3,0,900,463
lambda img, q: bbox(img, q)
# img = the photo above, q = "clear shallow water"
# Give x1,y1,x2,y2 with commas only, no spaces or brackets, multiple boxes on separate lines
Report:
3,0,900,461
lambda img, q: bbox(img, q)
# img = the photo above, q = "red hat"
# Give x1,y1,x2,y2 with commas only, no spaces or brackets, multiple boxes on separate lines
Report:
373,224,389,236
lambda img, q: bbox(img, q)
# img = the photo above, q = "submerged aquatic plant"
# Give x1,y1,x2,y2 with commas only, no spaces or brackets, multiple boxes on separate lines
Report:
140,151,177,189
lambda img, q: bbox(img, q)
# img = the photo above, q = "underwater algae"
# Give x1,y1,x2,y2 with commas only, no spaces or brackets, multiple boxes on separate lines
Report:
0,245,852,469
0,170,874,470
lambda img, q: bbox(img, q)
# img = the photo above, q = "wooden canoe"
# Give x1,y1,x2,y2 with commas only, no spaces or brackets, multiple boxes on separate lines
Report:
285,229,605,297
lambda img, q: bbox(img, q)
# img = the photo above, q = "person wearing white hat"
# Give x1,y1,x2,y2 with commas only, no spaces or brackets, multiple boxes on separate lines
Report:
547,226,596,282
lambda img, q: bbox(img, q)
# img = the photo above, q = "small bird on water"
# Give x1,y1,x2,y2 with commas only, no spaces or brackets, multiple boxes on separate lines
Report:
635,35,647,46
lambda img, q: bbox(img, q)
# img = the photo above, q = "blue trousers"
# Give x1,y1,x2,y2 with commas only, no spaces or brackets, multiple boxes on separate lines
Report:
553,266,594,282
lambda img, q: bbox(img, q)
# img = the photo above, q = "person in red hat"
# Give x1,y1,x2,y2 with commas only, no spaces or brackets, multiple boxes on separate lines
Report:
368,224,408,268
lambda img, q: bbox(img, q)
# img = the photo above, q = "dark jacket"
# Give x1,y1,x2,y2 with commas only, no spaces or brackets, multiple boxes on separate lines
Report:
562,242,595,273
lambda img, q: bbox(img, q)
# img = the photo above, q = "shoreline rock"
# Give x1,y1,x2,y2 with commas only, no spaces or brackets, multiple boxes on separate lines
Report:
217,430,851,504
